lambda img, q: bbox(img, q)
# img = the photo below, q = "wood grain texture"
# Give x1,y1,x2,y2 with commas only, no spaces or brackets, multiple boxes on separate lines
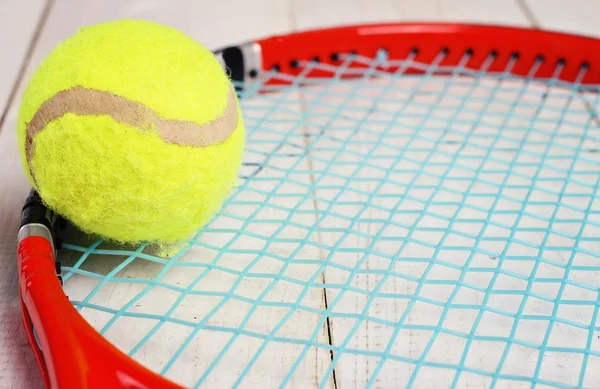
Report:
525,0,600,37
0,0,48,128
0,113,44,389
1,0,599,388
293,0,530,31
391,0,530,25
0,2,50,387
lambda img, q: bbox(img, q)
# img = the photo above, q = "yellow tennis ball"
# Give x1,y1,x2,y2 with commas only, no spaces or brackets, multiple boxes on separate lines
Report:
17,20,245,245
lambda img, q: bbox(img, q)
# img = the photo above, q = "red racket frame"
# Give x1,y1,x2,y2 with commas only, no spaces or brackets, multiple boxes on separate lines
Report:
17,23,600,389
257,23,599,84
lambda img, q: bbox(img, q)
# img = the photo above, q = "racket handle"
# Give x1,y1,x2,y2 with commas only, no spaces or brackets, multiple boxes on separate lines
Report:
18,235,185,389
18,193,184,389
18,234,83,389
18,235,57,389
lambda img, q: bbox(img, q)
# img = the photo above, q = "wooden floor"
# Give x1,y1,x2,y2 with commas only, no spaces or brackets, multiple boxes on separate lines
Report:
1,0,599,388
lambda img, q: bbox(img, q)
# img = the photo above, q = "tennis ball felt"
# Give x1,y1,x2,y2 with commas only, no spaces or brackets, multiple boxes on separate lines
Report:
17,20,244,245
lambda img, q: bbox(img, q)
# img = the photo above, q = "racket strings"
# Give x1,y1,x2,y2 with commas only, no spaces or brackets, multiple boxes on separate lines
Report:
254,47,594,96
61,49,600,389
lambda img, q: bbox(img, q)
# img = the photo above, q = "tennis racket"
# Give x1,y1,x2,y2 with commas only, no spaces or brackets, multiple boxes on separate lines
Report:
17,23,600,389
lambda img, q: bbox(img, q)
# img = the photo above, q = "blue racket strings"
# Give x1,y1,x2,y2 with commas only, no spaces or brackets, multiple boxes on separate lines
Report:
61,49,600,389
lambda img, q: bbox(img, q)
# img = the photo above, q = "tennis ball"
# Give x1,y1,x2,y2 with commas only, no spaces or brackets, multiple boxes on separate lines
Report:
17,20,244,245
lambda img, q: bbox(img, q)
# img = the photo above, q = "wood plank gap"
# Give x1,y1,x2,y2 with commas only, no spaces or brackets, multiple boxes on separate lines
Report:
0,0,54,133
516,0,540,27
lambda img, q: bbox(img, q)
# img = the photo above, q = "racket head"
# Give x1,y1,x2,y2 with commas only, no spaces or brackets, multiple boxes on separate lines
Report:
17,23,600,389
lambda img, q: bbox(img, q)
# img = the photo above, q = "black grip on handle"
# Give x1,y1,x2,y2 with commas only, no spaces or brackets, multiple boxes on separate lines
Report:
20,189,57,234
220,46,245,85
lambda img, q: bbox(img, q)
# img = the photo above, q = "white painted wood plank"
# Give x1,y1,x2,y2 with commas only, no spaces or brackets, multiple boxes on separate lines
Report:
22,0,292,57
0,0,47,121
0,127,44,388
292,0,403,30
526,0,600,37
2,0,595,388
293,0,530,31
0,1,50,387
392,0,530,26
